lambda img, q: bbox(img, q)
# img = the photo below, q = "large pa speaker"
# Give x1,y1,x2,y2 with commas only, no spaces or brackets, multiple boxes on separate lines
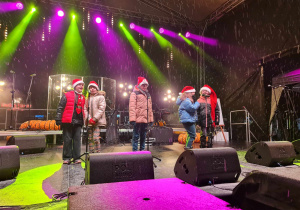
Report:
150,126,173,145
245,141,296,167
0,145,20,181
232,171,300,210
6,135,46,154
85,151,154,184
292,139,300,159
174,147,241,186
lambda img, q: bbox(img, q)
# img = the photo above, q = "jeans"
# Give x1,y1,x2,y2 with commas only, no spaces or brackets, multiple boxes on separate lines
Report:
62,124,82,160
183,122,196,148
132,123,148,151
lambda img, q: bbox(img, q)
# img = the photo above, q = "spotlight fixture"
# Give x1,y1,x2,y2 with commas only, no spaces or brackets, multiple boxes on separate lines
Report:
119,84,124,88
57,10,64,17
120,23,123,27
95,17,101,24
178,33,182,36
150,28,154,32
31,8,36,12
130,23,135,29
16,2,23,10
128,85,133,89
123,92,128,97
72,15,76,19
159,28,164,34
185,32,190,38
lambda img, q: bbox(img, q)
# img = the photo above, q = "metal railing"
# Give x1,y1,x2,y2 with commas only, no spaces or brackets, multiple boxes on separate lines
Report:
0,108,57,130
230,110,250,142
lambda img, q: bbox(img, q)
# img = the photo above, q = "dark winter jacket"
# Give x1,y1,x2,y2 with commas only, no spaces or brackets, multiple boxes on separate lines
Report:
55,91,85,125
197,96,220,127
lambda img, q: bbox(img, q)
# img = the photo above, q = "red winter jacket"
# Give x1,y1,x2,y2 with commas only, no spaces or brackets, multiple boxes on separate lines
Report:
56,91,85,124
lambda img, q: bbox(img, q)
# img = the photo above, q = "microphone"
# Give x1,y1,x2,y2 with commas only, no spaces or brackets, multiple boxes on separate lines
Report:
10,70,15,74
30,74,36,77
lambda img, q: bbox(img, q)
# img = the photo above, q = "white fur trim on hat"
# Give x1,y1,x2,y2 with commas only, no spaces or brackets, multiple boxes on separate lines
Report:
200,87,211,94
139,79,149,86
73,80,84,89
185,89,196,93
88,83,99,90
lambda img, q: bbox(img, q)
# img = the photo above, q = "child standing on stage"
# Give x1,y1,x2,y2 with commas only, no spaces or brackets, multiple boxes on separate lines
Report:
84,81,106,153
176,86,200,150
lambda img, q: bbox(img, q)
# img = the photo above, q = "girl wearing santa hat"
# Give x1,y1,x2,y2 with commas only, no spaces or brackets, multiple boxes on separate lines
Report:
176,86,200,150
84,81,106,153
197,85,220,148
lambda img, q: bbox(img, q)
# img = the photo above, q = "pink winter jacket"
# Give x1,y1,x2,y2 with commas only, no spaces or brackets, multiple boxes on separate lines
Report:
84,91,106,127
129,86,154,123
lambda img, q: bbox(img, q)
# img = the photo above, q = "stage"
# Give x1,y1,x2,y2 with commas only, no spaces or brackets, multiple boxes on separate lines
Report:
0,136,300,209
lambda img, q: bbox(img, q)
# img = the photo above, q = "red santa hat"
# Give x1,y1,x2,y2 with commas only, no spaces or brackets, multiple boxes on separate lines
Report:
72,79,84,89
137,77,149,86
88,81,99,90
179,86,196,95
201,85,218,127
200,85,211,94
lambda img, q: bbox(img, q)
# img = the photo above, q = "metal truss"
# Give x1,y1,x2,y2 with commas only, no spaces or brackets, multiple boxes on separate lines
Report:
202,0,245,27
40,0,200,28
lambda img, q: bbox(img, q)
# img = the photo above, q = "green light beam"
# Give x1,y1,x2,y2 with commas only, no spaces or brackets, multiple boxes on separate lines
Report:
0,11,35,73
54,18,90,75
120,25,167,85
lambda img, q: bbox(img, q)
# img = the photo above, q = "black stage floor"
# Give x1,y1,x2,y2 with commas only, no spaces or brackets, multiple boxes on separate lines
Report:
0,137,299,209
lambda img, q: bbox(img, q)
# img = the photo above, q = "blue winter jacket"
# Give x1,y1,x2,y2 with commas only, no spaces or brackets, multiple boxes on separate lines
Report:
176,97,200,123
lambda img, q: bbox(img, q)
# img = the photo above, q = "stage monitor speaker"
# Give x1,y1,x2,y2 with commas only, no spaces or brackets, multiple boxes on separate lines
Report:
232,171,300,210
245,141,296,167
174,147,241,186
150,126,173,145
6,135,46,154
85,151,154,184
0,146,20,181
292,139,300,159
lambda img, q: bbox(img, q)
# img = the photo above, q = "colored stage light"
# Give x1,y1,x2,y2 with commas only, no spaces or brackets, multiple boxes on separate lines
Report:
119,84,124,88
57,10,64,17
185,32,190,38
16,2,23,10
95,17,101,23
130,23,135,29
72,15,76,19
178,33,181,36
31,8,36,12
0,81,5,86
159,28,164,34
150,28,154,32
123,92,128,97
128,85,133,89
119,23,123,27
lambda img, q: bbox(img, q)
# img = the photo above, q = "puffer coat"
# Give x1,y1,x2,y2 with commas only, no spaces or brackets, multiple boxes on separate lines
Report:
176,97,200,123
197,96,220,127
129,86,154,123
84,91,106,127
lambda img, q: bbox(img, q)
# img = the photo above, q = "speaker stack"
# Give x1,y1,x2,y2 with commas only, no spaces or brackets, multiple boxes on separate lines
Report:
6,135,46,154
174,147,241,186
245,141,296,167
85,151,154,184
0,145,20,181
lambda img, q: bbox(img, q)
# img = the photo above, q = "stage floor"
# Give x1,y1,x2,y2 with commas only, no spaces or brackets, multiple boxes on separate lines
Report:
0,138,299,209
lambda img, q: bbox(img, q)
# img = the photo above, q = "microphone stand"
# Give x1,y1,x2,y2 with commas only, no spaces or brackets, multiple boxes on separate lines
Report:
8,71,15,130
25,74,35,129
146,92,161,168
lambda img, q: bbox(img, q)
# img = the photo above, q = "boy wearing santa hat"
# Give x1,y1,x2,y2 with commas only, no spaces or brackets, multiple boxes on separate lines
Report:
55,78,85,164
176,86,200,150
129,77,154,151
197,85,220,148
84,81,106,153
